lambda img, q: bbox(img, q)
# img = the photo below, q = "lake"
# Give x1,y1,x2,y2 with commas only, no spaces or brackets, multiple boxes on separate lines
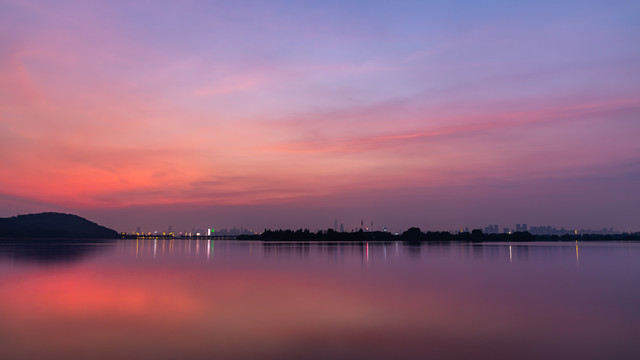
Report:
0,239,638,360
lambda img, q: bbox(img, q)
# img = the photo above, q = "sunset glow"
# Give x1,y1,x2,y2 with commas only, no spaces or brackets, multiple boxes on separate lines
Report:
1,0,638,231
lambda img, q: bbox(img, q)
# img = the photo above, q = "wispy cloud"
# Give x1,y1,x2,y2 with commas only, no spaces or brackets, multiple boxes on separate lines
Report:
264,96,640,154
1,0,639,229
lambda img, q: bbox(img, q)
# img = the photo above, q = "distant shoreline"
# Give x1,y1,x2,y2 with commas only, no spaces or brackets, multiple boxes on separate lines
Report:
3,235,639,243
2,213,638,242
119,229,640,242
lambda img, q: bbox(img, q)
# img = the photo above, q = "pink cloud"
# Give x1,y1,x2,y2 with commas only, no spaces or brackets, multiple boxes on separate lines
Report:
264,96,640,154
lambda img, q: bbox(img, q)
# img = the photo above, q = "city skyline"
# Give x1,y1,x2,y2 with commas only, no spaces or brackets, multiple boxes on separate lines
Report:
127,220,623,237
1,1,639,232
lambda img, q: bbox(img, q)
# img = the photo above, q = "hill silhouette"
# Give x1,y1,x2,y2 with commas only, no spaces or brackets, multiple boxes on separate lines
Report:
0,212,119,239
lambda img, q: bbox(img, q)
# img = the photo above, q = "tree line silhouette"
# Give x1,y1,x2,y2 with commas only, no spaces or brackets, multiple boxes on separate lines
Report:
237,227,640,242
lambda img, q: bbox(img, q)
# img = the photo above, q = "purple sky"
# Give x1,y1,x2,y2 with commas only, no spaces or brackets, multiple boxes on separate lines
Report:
1,0,639,233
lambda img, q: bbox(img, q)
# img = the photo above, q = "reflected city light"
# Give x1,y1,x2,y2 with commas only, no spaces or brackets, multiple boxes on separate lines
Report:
366,242,369,263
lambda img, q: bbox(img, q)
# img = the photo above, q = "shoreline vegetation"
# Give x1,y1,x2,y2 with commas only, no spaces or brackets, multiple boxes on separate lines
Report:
236,227,640,242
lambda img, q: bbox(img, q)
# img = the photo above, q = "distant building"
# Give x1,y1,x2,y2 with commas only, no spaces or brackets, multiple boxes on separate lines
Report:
484,224,499,234
340,223,344,232
515,224,528,232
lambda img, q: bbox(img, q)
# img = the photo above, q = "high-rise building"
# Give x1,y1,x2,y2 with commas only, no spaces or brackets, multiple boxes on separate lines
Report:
334,219,338,231
484,224,499,234
340,223,344,232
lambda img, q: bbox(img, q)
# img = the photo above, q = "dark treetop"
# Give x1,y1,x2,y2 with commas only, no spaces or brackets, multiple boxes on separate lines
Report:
238,227,640,242
0,212,119,239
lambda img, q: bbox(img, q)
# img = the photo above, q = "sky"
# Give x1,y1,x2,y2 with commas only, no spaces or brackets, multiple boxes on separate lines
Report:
1,0,639,233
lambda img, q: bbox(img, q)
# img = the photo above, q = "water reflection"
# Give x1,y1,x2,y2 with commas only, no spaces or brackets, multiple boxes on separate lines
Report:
0,239,607,269
0,239,114,265
0,240,628,270
0,240,639,360
124,240,421,265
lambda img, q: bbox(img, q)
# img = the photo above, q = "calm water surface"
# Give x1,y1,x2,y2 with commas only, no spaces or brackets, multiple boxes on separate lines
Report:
0,239,638,360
